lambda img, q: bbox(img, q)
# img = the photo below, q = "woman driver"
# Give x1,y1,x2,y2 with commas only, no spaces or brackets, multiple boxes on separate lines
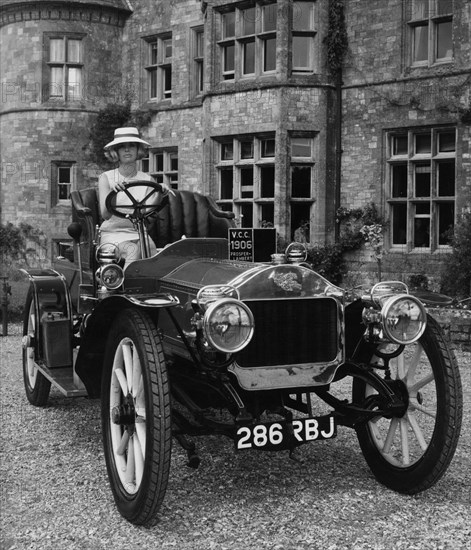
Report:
98,127,168,264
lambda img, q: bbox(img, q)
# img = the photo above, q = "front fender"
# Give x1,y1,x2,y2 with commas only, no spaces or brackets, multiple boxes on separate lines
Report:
75,293,179,397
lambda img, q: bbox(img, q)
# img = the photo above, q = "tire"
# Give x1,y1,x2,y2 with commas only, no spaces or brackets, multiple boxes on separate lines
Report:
353,314,462,494
22,288,51,406
101,308,172,526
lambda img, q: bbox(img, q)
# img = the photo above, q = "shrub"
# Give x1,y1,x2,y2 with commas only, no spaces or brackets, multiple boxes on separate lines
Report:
441,212,471,298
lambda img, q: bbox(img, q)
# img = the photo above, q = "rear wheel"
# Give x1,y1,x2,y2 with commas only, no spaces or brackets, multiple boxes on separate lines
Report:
353,315,462,494
101,308,172,526
22,288,51,406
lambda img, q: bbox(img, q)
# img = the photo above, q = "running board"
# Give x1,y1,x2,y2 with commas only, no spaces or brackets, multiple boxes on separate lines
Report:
36,363,88,397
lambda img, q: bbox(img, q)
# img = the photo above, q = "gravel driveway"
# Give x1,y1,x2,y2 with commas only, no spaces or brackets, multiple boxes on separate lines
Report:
1,328,470,550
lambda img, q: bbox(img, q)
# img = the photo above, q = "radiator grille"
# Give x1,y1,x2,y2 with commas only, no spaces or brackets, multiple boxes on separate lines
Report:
236,298,340,368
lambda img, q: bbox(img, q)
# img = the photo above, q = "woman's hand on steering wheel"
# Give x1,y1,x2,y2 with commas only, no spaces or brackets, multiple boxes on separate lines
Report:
105,180,172,221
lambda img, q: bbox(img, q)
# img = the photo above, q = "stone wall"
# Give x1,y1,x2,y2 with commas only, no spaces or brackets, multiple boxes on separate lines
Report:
429,308,471,352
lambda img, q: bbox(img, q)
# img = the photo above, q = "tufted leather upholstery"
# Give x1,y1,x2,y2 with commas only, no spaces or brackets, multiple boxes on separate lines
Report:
146,189,236,248
69,187,235,263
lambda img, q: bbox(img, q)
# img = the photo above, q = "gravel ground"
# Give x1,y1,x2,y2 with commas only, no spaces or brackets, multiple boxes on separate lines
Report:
1,328,470,550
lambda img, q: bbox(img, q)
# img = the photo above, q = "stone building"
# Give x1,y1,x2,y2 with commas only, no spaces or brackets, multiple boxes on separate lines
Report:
1,0,470,285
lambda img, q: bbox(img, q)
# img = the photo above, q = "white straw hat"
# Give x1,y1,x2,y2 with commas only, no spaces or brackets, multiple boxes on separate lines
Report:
104,127,151,150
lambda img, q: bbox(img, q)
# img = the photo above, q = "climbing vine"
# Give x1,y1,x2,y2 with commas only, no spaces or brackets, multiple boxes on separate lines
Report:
324,0,348,76
298,203,387,284
87,101,153,168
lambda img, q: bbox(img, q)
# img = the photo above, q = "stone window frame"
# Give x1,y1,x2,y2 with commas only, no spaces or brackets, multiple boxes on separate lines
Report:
144,33,173,101
43,33,85,102
407,0,453,67
141,148,179,190
386,126,456,253
51,161,76,206
214,133,277,228
216,1,278,82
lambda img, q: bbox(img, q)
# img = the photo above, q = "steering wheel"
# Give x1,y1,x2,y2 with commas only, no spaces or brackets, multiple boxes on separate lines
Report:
105,180,168,221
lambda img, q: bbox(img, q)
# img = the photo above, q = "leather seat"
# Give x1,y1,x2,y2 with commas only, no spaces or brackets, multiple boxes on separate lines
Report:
146,189,236,248
69,187,235,262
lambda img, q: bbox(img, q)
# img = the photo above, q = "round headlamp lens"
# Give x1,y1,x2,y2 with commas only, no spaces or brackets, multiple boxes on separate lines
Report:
381,295,426,344
203,299,254,353
100,264,124,290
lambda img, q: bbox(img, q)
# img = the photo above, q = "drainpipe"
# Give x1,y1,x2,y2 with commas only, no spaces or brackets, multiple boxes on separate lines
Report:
334,71,342,242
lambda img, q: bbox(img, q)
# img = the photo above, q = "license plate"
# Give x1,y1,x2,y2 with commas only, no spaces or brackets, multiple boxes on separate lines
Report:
235,415,336,450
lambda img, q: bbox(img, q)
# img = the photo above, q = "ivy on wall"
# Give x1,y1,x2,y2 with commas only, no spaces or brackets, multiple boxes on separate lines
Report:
87,101,153,168
325,0,348,76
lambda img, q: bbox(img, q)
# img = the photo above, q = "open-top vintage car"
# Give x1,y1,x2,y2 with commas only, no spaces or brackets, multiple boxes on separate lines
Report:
21,182,463,526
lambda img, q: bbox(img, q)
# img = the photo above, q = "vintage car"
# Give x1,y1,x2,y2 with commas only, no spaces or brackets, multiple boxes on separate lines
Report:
21,182,463,526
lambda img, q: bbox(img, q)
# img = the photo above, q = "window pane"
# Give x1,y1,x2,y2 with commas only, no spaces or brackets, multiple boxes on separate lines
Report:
58,167,70,183
415,133,431,154
50,67,63,97
262,4,277,32
155,174,164,184
292,137,311,157
438,203,454,245
242,7,256,35
243,40,255,74
196,32,204,57
223,11,235,38
414,217,430,247
263,37,276,71
260,166,275,197
413,24,428,62
293,1,314,31
68,68,82,99
291,203,310,242
169,173,178,189
67,39,81,63
240,139,254,159
163,39,172,59
392,203,407,245
155,153,164,172
150,42,158,65
163,66,172,97
412,0,428,20
223,44,235,73
260,203,274,226
393,135,408,155
261,138,275,157
391,164,408,198
221,142,233,160
291,166,311,198
58,184,70,200
170,153,178,171
293,36,311,70
240,203,253,228
240,167,254,198
438,131,455,152
220,169,233,199
438,161,455,196
149,69,157,98
436,20,452,59
50,38,64,62
415,164,431,197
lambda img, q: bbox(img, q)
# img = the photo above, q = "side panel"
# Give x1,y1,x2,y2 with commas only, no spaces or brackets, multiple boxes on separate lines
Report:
21,269,73,368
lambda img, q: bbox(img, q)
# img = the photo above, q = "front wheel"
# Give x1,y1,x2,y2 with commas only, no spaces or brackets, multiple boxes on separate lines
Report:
22,288,51,406
101,308,172,526
353,315,462,494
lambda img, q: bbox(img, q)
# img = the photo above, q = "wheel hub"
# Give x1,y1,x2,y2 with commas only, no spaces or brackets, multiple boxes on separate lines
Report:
384,379,410,417
111,394,136,427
